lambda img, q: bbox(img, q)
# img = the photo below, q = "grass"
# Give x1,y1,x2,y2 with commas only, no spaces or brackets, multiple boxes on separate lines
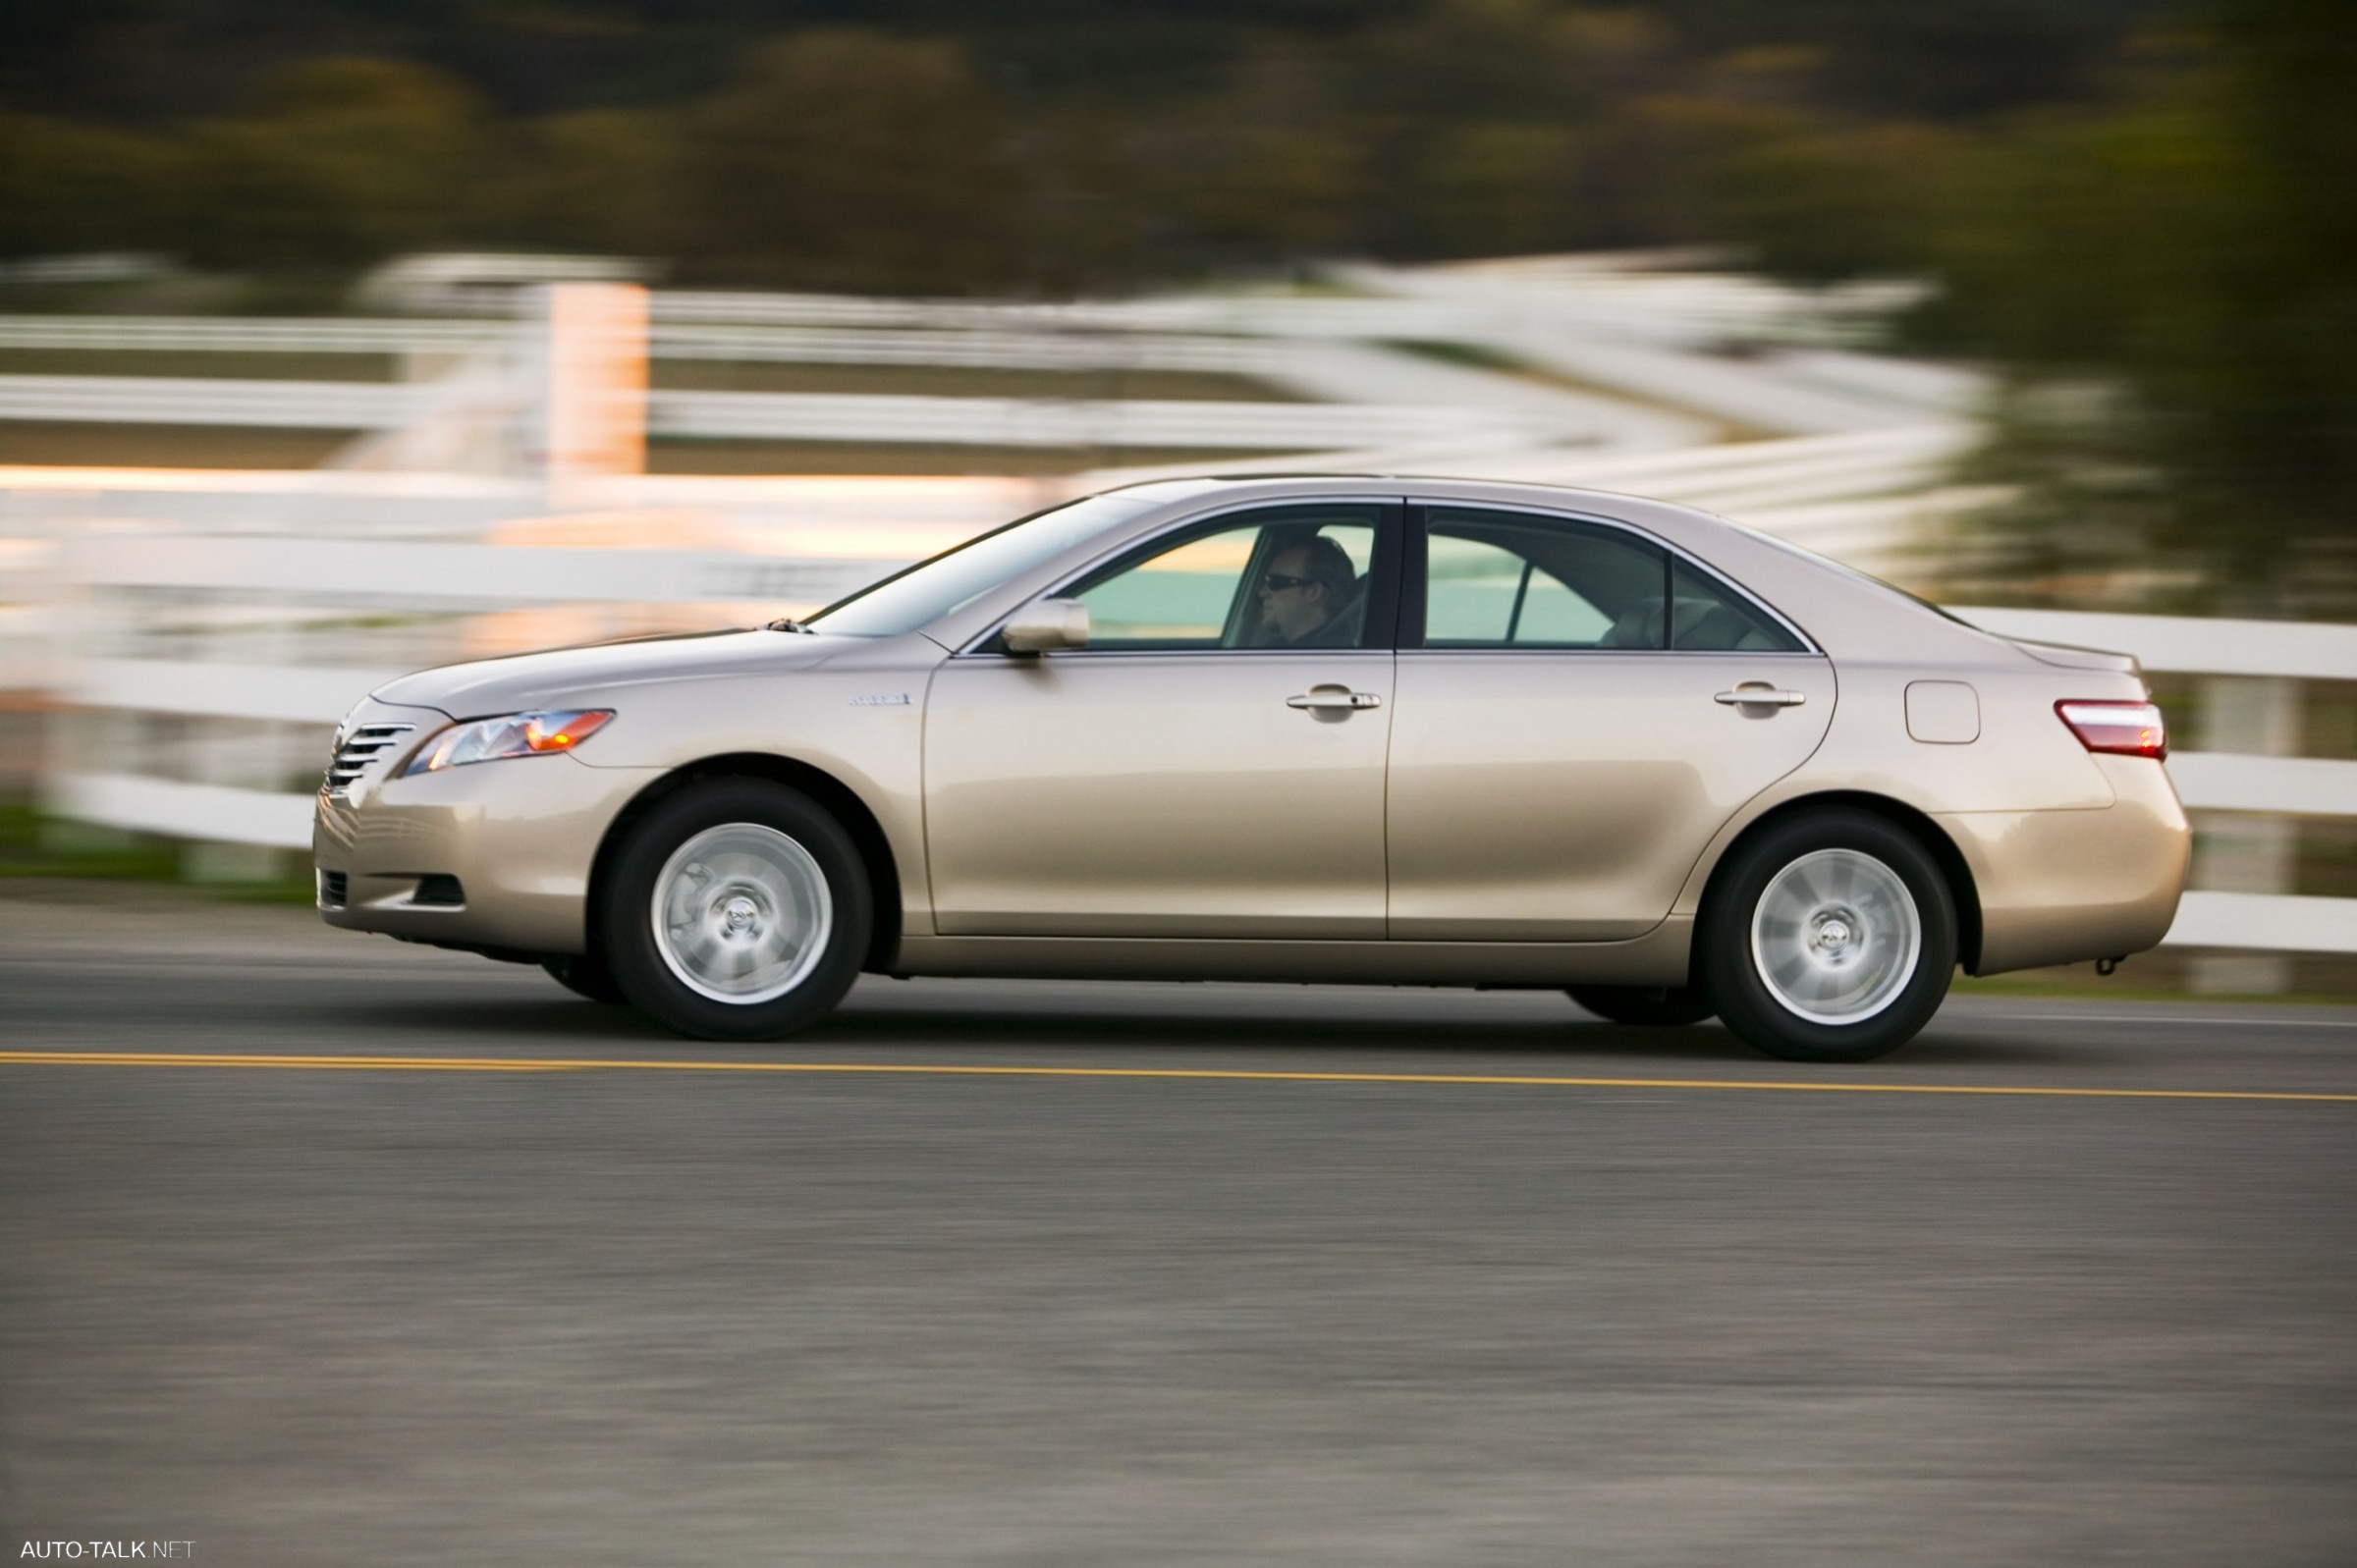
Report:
0,349,400,382
0,357,1302,474
0,351,1296,403
0,422,1314,476
1379,339,1527,374
0,801,315,903
652,360,1298,402
1379,337,1780,444
646,439,1317,476
0,422,354,467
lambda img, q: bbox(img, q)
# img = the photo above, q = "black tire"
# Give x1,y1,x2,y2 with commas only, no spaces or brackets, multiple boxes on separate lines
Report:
1699,809,1956,1063
1567,984,1717,1027
600,780,871,1042
541,951,628,1004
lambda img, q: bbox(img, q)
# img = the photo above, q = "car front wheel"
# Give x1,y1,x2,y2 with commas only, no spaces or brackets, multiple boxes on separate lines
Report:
601,780,871,1041
1699,810,1956,1063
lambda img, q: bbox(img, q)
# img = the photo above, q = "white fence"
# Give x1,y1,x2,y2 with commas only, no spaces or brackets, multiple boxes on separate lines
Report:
0,371,1527,451
0,314,1288,374
1,267,2345,966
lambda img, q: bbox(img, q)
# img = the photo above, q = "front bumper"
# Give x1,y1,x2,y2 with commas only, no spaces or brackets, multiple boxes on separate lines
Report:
314,744,662,956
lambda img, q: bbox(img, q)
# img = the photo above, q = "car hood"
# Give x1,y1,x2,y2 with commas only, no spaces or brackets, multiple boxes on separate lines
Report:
370,626,850,718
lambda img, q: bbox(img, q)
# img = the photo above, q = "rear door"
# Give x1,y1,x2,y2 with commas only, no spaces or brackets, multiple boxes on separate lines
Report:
1386,503,1835,940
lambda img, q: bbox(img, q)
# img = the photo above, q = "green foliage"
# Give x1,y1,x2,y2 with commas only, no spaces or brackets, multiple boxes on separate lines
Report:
0,114,189,255
505,110,683,257
1129,46,1367,262
1401,123,1582,256
0,0,2186,287
679,32,1026,295
1929,0,2357,610
1715,120,1951,282
0,801,312,900
3,0,2342,612
184,59,490,268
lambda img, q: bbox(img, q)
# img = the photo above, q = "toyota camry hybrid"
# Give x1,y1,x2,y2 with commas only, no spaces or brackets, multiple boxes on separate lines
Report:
314,476,2189,1061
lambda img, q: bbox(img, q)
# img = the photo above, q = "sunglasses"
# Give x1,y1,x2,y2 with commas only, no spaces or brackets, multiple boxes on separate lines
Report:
1261,571,1318,592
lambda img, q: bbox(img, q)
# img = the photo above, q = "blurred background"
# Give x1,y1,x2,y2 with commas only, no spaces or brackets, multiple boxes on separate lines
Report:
5,12,2357,1564
0,0,2350,991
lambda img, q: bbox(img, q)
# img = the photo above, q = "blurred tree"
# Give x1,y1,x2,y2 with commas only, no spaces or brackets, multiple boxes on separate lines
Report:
506,110,684,258
1401,123,1581,257
1554,96,1787,251
0,114,188,256
0,0,2221,297
1350,4,1680,257
1350,0,1673,123
1130,45,1367,266
1716,120,1951,282
1935,0,2357,611
1013,106,1152,295
677,31,1025,295
184,59,488,268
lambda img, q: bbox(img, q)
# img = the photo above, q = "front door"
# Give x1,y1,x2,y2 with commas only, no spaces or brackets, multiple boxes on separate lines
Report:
1386,504,1836,941
924,503,1399,938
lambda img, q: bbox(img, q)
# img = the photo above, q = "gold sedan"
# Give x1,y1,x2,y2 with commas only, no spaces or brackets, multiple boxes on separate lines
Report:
314,477,2188,1061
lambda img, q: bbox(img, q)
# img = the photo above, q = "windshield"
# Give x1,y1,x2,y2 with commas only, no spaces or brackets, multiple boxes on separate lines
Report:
804,492,1168,637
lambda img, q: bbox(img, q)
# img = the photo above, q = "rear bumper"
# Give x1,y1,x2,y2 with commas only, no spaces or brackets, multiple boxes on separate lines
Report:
314,751,662,955
1942,756,2191,976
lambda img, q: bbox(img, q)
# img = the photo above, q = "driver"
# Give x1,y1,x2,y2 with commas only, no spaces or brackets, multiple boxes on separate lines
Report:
1256,535,1359,648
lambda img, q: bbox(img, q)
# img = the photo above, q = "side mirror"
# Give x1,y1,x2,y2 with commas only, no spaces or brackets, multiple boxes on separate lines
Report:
1001,597,1089,654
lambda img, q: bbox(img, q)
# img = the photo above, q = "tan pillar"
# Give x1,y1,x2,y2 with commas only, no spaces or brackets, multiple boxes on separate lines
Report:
540,282,649,505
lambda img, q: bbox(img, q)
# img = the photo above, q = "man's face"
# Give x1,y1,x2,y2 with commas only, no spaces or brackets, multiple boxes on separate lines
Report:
1257,547,1330,641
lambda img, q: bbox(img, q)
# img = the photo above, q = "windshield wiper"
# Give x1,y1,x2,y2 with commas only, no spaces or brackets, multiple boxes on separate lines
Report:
765,617,811,633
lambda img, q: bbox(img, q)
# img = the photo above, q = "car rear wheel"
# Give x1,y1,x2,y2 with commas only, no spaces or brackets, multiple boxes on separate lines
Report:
602,780,870,1041
1700,809,1955,1063
1566,984,1717,1027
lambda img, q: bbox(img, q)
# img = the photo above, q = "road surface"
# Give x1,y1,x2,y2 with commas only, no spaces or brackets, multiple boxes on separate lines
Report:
4,888,2353,1566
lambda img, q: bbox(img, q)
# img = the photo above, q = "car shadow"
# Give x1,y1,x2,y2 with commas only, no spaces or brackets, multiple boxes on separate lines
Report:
327,985,2089,1070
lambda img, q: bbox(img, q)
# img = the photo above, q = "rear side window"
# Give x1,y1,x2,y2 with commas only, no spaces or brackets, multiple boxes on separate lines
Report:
1669,558,1806,652
1423,509,1668,649
1414,505,1806,652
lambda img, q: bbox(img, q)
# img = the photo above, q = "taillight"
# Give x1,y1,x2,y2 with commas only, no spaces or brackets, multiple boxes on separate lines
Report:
2056,700,2167,761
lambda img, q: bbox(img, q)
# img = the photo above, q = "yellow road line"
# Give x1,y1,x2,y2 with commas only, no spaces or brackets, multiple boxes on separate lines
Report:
3,1050,2355,1103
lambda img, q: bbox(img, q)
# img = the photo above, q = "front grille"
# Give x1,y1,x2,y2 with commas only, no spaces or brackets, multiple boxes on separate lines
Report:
324,723,415,793
318,869,349,908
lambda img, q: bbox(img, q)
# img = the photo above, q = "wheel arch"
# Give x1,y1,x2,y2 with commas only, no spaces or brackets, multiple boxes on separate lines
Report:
585,753,905,974
1697,791,1984,975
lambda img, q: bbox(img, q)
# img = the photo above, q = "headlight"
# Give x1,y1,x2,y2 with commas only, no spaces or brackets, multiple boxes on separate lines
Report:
404,709,614,775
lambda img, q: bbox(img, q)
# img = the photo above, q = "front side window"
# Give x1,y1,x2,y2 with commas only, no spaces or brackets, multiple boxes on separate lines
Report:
1063,505,1384,651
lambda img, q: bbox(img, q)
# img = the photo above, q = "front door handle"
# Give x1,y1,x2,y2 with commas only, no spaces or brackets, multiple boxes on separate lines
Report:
1288,685,1383,712
1715,685,1807,707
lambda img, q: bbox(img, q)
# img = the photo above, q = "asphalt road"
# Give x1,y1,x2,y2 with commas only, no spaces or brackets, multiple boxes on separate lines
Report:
4,887,2355,1567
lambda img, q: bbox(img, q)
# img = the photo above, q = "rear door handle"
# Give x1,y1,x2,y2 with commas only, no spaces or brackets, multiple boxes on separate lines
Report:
1715,685,1807,707
1288,686,1383,711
